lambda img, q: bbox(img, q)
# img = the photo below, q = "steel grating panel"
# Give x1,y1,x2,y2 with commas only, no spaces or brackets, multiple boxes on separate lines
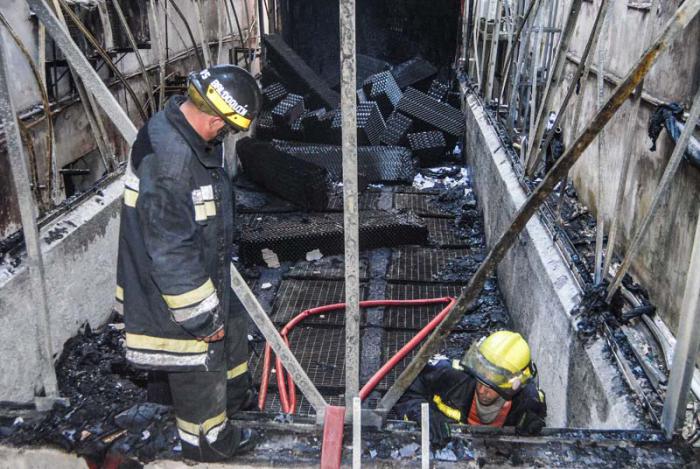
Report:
391,57,438,91
285,256,370,281
393,193,453,217
382,283,463,330
237,138,330,211
387,247,470,283
262,34,340,109
259,392,346,418
397,87,465,137
325,192,381,212
272,141,416,184
424,217,471,247
262,82,288,107
272,279,368,326
240,211,428,265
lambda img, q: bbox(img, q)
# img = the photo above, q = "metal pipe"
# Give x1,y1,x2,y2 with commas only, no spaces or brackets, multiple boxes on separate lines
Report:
340,0,361,420
230,0,251,69
606,87,700,301
0,37,59,400
166,0,205,69
499,0,538,103
194,0,212,66
661,196,700,438
148,0,167,110
485,0,503,101
376,0,700,418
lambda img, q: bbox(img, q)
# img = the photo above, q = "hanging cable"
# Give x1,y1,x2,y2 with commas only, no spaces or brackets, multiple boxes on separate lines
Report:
0,10,55,197
166,0,206,69
229,0,250,69
112,0,157,115
56,0,148,122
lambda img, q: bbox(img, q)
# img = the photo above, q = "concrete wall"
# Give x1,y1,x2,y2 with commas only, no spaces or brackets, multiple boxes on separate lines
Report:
0,180,121,402
464,93,643,428
548,0,700,339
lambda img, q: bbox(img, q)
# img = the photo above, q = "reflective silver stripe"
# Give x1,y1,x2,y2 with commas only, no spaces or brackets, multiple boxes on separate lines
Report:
171,292,219,323
178,428,199,446
176,418,227,447
126,349,208,368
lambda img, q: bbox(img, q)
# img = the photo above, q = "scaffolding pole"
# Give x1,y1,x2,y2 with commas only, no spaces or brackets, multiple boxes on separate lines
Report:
0,38,59,403
376,0,700,417
661,199,700,438
340,0,361,419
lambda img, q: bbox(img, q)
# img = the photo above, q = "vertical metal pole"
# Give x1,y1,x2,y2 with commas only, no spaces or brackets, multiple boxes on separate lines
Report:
661,207,700,438
479,0,491,89
421,403,430,469
593,8,610,284
149,0,167,110
527,7,542,146
340,0,360,417
603,0,659,277
485,0,503,101
353,397,362,468
194,0,212,66
0,39,59,399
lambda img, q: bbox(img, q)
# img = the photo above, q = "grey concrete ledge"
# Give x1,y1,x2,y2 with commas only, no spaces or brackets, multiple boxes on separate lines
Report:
463,92,644,429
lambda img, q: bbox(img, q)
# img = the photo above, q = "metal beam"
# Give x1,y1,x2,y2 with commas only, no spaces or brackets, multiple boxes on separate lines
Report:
484,0,503,101
376,0,700,418
661,197,700,438
230,267,328,422
0,37,59,400
340,0,361,419
194,0,212,66
606,87,700,301
27,0,137,145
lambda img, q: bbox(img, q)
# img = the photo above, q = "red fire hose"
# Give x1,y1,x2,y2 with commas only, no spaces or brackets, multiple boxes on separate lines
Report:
258,297,456,414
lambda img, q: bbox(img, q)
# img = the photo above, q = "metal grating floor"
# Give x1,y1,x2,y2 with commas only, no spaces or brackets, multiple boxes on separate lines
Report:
393,193,452,218
285,256,370,281
326,192,381,212
423,217,471,247
383,283,462,330
272,279,368,326
387,247,470,283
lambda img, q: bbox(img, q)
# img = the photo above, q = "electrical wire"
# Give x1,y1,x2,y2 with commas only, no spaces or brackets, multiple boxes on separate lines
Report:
166,0,206,69
0,10,55,197
229,0,250,69
56,0,148,122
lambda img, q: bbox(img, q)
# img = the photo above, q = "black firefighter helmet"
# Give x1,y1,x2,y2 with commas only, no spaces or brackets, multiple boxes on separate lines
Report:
187,64,262,132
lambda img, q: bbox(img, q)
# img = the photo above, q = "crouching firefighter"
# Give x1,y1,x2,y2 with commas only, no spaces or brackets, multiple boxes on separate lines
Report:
115,65,262,462
395,331,547,447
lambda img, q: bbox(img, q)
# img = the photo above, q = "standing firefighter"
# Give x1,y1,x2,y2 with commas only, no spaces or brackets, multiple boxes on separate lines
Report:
395,331,547,447
115,65,262,462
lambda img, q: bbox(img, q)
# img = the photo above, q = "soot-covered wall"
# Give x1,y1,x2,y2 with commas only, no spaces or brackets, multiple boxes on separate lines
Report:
279,0,461,84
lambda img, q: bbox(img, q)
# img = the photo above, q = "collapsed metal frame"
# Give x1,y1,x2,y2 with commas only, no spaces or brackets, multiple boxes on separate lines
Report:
11,0,699,449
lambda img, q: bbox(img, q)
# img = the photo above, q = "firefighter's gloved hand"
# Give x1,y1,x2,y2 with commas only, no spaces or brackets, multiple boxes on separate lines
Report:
515,410,545,435
429,409,451,448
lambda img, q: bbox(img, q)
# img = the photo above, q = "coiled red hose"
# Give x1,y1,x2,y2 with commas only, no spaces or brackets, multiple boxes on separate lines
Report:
258,297,456,414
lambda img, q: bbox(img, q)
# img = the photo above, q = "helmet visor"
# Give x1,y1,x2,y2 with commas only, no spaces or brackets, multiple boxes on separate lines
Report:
462,342,531,399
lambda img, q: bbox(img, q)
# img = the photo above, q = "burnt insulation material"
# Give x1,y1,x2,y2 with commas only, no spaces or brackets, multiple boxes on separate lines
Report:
363,71,403,119
327,53,393,89
271,93,306,127
236,138,330,211
271,141,417,184
356,101,386,145
262,82,288,107
263,34,340,109
391,57,438,91
397,87,465,138
427,79,450,102
380,112,414,146
408,130,447,167
239,211,429,265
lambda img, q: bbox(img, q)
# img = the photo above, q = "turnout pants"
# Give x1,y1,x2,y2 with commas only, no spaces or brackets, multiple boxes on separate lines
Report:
168,311,253,461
